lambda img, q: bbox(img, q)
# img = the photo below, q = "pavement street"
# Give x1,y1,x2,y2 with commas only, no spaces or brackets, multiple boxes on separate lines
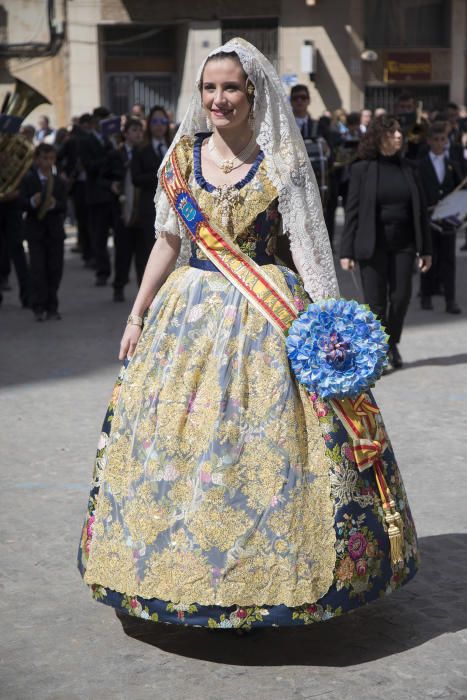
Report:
1,223,466,700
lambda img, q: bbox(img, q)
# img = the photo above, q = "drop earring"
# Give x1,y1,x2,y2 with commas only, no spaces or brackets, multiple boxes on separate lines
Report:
206,115,213,131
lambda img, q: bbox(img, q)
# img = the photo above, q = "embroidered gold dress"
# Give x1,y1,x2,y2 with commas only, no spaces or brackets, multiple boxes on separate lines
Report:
78,135,419,628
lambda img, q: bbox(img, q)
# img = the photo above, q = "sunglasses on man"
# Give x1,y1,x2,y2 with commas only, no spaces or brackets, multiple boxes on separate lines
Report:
151,118,169,125
291,94,309,102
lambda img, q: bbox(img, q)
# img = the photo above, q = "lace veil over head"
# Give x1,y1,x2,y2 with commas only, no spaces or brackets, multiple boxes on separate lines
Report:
155,37,339,301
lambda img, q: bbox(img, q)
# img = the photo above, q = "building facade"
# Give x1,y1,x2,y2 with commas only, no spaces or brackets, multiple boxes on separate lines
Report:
1,0,466,127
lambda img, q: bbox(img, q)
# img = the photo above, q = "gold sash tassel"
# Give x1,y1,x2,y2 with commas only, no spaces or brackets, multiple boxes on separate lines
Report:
375,464,404,566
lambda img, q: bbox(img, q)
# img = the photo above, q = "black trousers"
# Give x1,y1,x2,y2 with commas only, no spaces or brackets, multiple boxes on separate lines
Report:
113,222,153,290
72,181,93,262
27,221,65,313
0,202,30,304
420,229,456,302
87,197,120,280
359,245,416,345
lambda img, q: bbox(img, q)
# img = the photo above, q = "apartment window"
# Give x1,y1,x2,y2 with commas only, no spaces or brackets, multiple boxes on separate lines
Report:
365,0,451,48
101,24,176,115
106,74,175,116
221,18,278,67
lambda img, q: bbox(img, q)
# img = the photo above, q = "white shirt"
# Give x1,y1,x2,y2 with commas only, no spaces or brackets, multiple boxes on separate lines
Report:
429,151,446,184
152,139,167,157
295,116,308,130
124,143,133,161
31,168,54,210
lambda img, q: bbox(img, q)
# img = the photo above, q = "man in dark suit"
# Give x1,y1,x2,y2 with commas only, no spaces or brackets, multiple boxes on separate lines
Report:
57,113,94,266
79,107,124,286
446,102,463,146
419,122,463,314
112,118,144,301
130,115,167,264
19,143,67,321
290,84,334,237
0,187,30,308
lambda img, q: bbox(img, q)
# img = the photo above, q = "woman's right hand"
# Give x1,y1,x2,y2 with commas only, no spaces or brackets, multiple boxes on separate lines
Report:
340,258,356,271
119,324,142,361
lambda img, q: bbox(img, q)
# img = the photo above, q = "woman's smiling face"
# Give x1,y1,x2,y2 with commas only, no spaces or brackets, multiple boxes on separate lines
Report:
201,57,251,131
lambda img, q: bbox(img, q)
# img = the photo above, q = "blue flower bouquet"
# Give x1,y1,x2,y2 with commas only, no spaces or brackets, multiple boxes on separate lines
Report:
286,299,389,400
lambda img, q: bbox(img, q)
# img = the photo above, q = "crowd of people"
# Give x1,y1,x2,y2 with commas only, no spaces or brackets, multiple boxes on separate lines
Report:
0,89,466,353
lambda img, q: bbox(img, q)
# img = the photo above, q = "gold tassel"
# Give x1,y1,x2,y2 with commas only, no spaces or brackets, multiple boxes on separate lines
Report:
385,509,404,566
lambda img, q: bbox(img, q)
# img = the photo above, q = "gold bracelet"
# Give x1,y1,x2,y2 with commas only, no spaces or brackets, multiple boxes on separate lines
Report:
127,314,143,327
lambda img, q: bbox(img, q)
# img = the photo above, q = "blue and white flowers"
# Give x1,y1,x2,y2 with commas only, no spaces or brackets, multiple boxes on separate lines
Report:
286,298,389,399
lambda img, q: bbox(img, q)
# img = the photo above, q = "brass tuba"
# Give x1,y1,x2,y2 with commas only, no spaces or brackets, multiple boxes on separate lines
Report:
0,78,51,199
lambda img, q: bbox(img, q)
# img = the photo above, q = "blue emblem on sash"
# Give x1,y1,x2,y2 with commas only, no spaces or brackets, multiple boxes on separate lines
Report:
175,192,204,236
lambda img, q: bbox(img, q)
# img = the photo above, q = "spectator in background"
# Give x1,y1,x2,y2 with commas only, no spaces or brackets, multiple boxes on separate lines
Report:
131,105,171,265
20,124,35,143
394,92,417,122
446,102,462,145
112,118,145,302
429,115,467,176
80,106,125,286
340,114,432,370
290,84,320,139
290,85,332,212
394,92,428,160
36,115,54,143
130,103,146,121
326,111,361,245
374,107,387,118
331,108,348,136
54,128,69,150
19,143,67,321
360,108,372,134
419,122,463,314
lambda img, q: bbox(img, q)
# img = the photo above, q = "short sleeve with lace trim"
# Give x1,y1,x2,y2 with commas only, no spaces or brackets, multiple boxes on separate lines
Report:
154,188,185,239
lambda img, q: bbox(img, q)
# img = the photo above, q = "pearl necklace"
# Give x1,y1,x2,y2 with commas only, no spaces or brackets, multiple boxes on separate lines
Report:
208,132,257,174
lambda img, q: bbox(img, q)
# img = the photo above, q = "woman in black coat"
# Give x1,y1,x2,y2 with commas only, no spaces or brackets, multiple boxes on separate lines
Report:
340,115,432,369
131,105,172,262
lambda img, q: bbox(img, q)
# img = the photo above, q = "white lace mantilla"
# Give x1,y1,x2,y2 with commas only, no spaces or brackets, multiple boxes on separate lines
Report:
154,37,339,301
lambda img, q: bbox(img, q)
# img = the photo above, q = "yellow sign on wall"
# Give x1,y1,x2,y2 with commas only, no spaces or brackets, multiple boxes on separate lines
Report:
384,52,432,82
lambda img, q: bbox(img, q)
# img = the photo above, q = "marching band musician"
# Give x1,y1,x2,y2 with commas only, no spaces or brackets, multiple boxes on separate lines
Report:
57,113,94,267
19,143,67,321
112,117,144,302
79,107,124,287
419,121,463,314
130,105,172,270
290,84,332,209
326,111,361,245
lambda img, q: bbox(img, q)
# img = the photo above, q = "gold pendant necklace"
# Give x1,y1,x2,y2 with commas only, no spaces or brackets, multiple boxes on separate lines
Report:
208,132,257,174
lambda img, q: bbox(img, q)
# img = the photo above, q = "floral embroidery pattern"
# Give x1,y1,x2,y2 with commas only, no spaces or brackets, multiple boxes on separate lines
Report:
77,139,419,628
82,263,336,608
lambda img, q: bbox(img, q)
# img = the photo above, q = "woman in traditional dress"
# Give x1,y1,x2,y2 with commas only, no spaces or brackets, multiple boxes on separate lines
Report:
78,39,419,630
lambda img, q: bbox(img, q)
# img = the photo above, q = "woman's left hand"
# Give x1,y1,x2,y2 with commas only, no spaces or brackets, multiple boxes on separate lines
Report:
418,255,432,273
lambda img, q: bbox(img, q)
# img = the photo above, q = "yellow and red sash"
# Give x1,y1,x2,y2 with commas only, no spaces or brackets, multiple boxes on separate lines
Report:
161,150,298,336
161,147,403,564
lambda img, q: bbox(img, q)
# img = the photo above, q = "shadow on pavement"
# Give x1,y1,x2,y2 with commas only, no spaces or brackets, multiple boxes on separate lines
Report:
115,533,467,667
401,353,467,369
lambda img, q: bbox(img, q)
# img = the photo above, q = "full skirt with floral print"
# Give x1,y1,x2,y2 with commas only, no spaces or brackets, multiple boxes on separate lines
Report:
78,264,419,629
